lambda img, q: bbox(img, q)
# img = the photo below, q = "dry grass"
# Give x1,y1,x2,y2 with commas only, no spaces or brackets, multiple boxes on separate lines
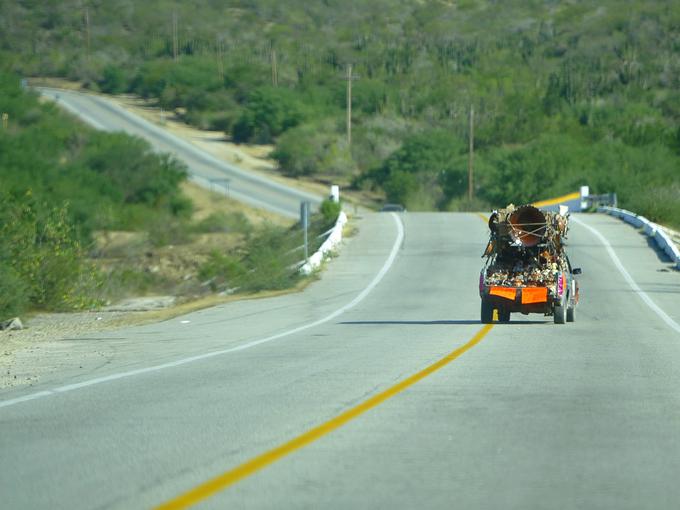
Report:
181,181,292,226
117,275,318,326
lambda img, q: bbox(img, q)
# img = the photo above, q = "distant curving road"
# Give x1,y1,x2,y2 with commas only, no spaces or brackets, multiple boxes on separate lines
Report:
37,87,322,219
2,211,680,509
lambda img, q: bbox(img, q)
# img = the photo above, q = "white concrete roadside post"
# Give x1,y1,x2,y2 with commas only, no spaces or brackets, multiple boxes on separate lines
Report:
330,185,340,203
580,185,590,211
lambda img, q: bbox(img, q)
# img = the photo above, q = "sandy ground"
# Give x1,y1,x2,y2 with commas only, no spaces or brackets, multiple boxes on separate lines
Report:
1,311,148,389
0,280,320,390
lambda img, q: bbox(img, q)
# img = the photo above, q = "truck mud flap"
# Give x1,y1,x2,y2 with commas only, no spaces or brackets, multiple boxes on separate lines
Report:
521,287,548,304
489,286,548,305
489,286,517,301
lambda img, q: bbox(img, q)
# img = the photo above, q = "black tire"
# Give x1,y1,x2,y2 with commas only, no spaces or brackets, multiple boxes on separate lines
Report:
481,298,494,324
567,305,575,323
498,308,511,323
554,302,567,324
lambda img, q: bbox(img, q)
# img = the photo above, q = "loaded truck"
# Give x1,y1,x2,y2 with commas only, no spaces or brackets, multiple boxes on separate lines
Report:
479,204,581,324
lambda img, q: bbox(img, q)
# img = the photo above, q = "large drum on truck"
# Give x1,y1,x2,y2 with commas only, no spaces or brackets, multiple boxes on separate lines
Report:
480,204,580,324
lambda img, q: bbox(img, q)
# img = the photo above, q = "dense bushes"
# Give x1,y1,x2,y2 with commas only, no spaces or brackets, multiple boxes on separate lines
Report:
1,1,680,225
0,193,103,315
198,208,337,294
272,120,354,178
361,130,468,210
0,72,191,317
0,75,190,240
232,87,311,143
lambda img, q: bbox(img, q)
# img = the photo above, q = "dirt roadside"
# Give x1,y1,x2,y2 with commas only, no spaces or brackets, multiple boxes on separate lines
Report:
0,280,322,390
2,80,368,389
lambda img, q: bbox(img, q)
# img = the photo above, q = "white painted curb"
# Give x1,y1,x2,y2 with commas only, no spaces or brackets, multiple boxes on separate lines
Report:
598,206,680,269
300,211,348,275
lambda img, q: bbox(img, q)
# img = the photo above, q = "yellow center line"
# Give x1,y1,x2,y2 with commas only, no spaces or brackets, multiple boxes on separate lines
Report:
155,324,494,510
531,191,580,208
156,212,493,509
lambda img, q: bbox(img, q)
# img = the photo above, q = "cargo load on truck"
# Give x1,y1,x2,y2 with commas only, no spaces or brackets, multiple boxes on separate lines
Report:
479,204,580,324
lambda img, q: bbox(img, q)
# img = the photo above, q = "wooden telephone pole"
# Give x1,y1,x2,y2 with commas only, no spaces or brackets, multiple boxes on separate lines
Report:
344,64,359,147
271,48,278,87
468,104,475,201
172,12,179,61
84,7,91,62
216,35,224,82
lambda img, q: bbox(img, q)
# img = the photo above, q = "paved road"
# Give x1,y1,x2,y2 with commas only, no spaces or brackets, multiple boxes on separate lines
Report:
2,212,680,509
37,88,321,219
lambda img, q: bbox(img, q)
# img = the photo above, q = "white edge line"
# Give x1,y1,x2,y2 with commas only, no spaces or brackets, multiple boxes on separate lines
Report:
0,213,404,410
572,215,680,335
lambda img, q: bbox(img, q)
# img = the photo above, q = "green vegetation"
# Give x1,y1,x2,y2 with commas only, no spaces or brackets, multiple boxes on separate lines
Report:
0,74,190,239
0,72,192,317
198,205,340,293
1,1,680,318
0,71,343,318
0,195,102,316
4,0,676,225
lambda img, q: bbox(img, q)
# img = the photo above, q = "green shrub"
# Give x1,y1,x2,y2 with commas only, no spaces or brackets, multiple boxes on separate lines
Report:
0,264,30,318
197,222,313,294
319,199,342,226
232,87,311,143
198,252,246,291
0,195,103,316
99,65,128,94
239,224,301,291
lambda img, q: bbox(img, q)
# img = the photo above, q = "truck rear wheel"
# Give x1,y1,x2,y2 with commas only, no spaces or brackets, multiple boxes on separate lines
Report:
567,306,575,322
481,299,493,324
498,309,510,322
554,302,567,324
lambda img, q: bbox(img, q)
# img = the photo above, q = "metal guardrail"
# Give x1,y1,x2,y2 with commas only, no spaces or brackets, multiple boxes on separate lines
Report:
299,211,348,275
584,193,618,209
598,206,680,269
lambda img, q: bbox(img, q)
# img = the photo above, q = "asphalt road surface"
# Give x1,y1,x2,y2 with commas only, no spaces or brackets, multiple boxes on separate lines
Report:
37,87,321,218
2,211,680,510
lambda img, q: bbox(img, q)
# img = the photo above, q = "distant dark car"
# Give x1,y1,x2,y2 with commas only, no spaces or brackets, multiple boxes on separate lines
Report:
380,203,406,212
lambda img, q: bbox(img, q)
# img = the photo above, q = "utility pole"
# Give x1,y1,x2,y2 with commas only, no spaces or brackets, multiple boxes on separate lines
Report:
172,12,179,61
84,6,91,62
271,48,278,87
343,64,359,147
300,202,310,262
216,35,224,82
468,104,475,201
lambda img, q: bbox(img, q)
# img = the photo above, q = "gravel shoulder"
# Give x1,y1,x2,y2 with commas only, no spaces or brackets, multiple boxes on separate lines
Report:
0,283,316,390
